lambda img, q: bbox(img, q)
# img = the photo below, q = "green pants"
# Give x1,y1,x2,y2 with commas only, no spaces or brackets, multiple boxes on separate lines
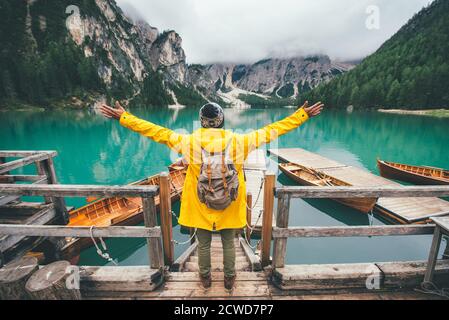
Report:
196,228,236,277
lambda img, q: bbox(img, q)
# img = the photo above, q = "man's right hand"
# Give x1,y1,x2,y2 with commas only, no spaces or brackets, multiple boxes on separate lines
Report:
99,101,126,120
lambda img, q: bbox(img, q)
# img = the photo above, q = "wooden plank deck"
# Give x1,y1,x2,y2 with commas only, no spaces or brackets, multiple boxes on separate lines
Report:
268,148,449,224
244,150,269,230
80,260,449,300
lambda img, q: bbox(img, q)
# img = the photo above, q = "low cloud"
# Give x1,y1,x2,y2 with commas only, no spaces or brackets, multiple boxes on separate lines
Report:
117,0,433,64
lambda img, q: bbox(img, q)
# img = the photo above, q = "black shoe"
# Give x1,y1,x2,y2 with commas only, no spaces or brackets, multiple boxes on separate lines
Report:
199,273,212,289
224,275,236,290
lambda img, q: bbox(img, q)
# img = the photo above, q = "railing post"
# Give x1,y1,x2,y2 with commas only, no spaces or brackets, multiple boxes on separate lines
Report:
261,173,275,268
273,193,291,268
246,193,252,242
159,172,174,265
36,158,68,224
444,236,449,260
0,157,7,175
142,195,163,269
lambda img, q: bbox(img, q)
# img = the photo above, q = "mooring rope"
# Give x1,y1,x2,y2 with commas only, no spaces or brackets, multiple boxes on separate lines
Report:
89,226,118,265
170,210,198,245
246,177,264,211
243,228,260,250
415,281,449,299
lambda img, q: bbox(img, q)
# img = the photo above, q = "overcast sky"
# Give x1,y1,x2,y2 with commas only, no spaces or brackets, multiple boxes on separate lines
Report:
117,0,433,64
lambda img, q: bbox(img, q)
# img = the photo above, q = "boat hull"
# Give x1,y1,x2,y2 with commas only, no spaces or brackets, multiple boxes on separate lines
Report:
279,164,377,213
377,160,449,185
61,169,185,261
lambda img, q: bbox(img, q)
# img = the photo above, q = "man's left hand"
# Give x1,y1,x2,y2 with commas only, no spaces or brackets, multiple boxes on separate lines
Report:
99,101,126,120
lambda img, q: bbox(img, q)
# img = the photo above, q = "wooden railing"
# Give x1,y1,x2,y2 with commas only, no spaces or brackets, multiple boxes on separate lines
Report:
259,181,449,268
0,151,68,223
0,184,164,269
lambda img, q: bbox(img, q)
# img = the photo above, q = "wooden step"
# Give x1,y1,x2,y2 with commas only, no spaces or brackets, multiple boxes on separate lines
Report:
194,249,246,256
165,271,267,282
209,242,241,249
188,256,249,264
192,252,247,259
184,262,251,272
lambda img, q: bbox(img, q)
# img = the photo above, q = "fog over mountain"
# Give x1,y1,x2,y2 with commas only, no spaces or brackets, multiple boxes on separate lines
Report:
117,0,433,64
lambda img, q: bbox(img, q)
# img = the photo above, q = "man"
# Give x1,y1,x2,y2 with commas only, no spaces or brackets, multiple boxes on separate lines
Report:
100,100,323,290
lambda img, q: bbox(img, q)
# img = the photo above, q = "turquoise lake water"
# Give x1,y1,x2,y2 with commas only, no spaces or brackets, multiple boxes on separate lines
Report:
1,107,448,266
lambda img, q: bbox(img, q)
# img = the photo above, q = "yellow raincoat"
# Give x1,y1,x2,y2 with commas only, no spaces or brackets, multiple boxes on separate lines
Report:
119,107,309,231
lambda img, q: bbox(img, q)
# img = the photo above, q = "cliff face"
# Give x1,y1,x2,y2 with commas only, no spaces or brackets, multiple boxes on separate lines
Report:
66,0,146,87
0,0,352,108
187,56,354,101
66,0,189,96
147,31,188,83
0,0,196,108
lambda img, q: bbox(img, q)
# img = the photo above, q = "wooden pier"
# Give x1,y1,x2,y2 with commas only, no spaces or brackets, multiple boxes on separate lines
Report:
244,150,268,231
1,150,449,300
0,151,69,266
268,148,449,224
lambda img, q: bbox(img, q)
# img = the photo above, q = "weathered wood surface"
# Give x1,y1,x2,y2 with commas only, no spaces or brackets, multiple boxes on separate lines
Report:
25,260,81,300
159,172,174,265
432,216,449,233
246,193,252,242
272,224,435,238
82,271,271,300
170,241,198,272
142,196,164,269
78,260,449,300
0,195,20,206
261,173,275,267
0,203,57,253
0,175,47,183
80,266,163,292
36,158,69,224
378,260,449,289
239,235,262,271
0,256,38,300
273,263,381,291
276,185,449,198
0,151,56,157
273,260,449,292
0,183,159,197
273,193,290,268
269,148,449,223
0,152,57,175
423,226,443,285
0,224,161,238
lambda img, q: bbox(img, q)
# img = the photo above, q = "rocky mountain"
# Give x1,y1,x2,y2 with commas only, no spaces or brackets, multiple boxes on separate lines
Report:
0,0,202,108
302,0,449,109
0,0,352,109
187,56,353,106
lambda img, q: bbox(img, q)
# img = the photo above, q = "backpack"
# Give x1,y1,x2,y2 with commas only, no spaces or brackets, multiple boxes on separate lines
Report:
197,142,239,210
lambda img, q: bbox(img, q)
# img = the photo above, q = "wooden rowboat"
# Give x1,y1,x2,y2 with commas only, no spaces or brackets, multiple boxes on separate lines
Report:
61,167,186,260
377,160,449,185
279,162,378,213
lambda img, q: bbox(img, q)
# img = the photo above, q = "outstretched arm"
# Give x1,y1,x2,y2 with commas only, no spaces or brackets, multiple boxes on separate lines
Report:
99,102,186,152
242,101,324,154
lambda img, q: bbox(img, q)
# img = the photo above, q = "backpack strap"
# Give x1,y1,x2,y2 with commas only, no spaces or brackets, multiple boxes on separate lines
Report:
207,155,214,193
221,139,234,197
221,152,229,197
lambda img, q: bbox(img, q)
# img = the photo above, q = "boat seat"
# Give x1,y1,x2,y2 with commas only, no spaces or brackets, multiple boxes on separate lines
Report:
310,178,332,185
